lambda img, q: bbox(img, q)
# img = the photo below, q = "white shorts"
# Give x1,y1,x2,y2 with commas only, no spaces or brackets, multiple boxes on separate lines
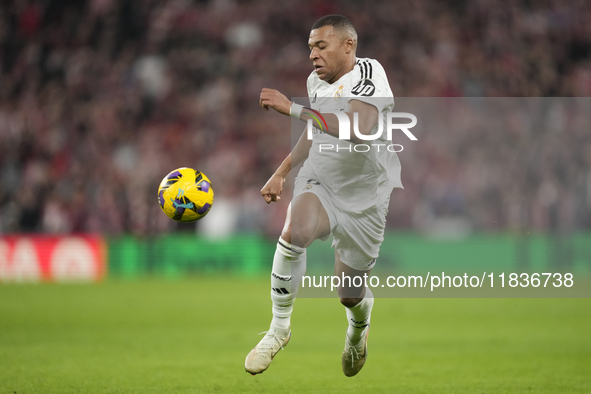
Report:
293,176,389,271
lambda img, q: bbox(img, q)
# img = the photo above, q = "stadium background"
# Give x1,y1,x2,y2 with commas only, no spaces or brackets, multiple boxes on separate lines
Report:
1,0,590,393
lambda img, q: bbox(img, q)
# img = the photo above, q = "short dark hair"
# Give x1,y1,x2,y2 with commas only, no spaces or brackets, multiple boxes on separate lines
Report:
311,14,356,34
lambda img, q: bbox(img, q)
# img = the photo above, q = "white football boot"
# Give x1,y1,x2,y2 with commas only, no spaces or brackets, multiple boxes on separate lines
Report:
245,326,291,375
341,327,369,377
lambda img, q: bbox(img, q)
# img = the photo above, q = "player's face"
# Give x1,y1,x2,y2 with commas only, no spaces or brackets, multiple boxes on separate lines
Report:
308,26,350,84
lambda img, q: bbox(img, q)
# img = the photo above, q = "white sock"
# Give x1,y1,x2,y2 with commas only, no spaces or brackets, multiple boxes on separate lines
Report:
270,237,306,330
345,287,374,343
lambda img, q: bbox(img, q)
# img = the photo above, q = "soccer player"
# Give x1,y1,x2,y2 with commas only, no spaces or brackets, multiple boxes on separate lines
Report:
245,14,399,377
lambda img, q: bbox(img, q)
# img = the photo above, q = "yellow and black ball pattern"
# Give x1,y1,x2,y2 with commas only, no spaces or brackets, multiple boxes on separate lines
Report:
158,167,214,222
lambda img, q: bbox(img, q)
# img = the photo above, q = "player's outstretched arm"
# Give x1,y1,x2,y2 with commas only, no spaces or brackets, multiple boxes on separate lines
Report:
297,99,378,144
259,88,379,145
261,128,311,204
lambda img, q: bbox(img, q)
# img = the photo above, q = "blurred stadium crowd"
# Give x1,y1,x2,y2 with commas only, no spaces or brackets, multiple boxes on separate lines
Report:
1,0,591,237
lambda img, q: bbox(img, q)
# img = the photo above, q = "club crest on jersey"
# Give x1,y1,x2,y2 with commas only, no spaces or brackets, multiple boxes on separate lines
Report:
334,85,344,100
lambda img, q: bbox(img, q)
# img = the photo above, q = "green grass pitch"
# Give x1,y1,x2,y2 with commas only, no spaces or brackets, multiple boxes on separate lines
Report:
1,277,590,393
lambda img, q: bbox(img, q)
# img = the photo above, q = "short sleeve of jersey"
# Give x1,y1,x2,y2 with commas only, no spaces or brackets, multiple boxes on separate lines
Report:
348,59,394,113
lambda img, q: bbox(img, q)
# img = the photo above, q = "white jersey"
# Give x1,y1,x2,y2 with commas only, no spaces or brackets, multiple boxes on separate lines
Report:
298,57,402,213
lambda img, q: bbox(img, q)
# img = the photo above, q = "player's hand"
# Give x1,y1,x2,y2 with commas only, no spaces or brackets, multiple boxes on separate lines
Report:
259,88,292,116
260,173,285,204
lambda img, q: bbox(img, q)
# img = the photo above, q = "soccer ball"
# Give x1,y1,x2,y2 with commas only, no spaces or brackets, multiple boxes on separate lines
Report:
157,167,214,222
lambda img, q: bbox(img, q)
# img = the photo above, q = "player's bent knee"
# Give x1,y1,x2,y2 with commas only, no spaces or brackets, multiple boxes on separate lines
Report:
280,222,313,248
340,297,362,308
280,226,291,245
289,224,316,249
